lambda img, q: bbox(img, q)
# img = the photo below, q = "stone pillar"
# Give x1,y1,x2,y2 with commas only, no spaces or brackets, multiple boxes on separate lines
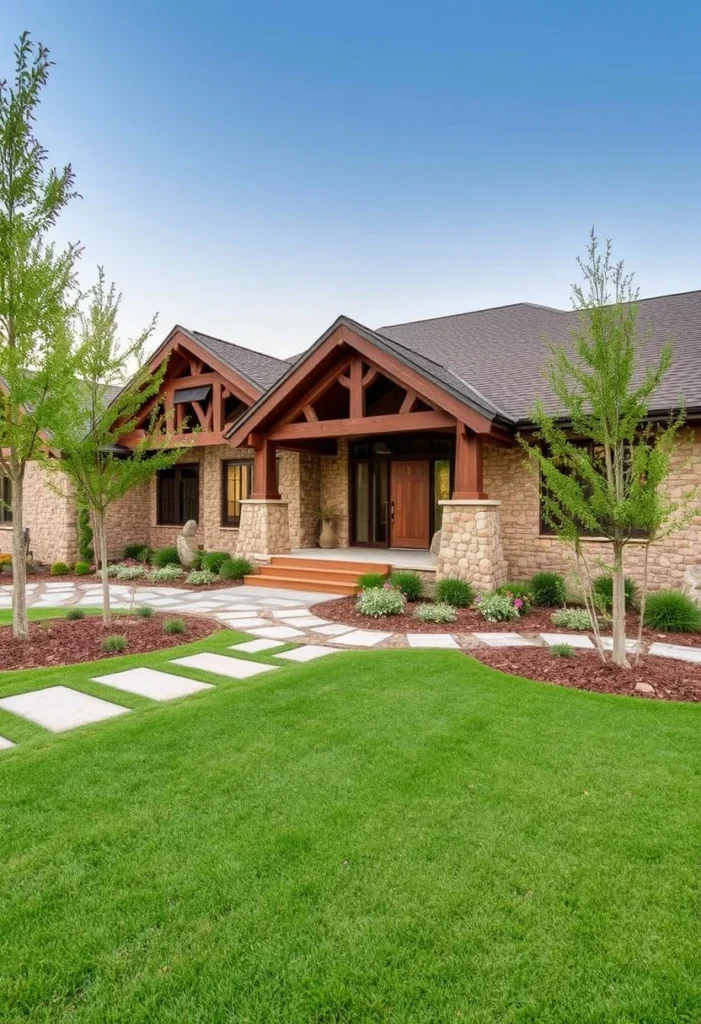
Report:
236,500,291,558
436,499,507,591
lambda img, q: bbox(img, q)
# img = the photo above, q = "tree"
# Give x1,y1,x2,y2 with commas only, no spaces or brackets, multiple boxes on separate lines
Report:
44,269,188,622
0,34,81,638
521,231,694,668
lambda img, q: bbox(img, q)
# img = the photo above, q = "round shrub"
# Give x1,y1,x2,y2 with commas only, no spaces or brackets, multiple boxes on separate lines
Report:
357,572,386,591
187,569,217,586
123,543,151,561
219,557,253,581
116,564,147,581
413,602,457,624
151,546,180,569
551,607,592,631
202,551,230,574
151,564,185,583
530,572,565,607
356,585,406,618
551,642,575,658
477,592,520,622
644,590,701,633
435,577,474,608
593,574,636,611
65,607,85,621
163,618,186,635
50,561,69,576
136,605,153,618
102,635,127,654
389,571,423,602
73,561,92,576
496,581,533,602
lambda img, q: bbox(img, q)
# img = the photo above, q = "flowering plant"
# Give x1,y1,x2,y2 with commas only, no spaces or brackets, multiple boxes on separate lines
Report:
477,592,526,622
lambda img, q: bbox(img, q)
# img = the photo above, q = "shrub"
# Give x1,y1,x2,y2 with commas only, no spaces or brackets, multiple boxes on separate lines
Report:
593,574,636,611
50,561,69,576
551,607,592,631
100,563,122,578
496,581,533,603
116,564,146,581
123,543,151,562
357,572,386,590
136,605,153,618
65,607,85,620
164,617,186,635
644,590,701,633
389,570,423,602
551,642,575,658
477,592,520,622
202,551,230,573
151,564,185,582
151,546,180,568
102,635,127,654
530,572,565,607
356,585,406,618
413,602,457,624
73,561,92,576
435,577,474,608
190,551,204,571
187,569,217,586
219,556,253,581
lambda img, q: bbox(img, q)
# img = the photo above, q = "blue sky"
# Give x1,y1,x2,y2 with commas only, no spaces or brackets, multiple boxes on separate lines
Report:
6,0,701,358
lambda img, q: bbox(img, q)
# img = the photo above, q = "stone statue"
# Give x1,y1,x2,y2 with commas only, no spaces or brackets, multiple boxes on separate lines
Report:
430,530,442,556
176,519,198,567
682,565,701,608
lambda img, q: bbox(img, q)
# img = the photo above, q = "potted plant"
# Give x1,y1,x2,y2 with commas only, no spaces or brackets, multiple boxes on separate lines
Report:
316,505,339,549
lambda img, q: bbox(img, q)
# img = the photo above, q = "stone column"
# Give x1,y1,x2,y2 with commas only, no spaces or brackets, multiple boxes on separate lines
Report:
436,499,507,591
236,499,291,558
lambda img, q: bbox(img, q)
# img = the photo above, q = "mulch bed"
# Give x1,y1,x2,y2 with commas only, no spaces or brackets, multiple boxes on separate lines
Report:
469,646,701,703
0,614,219,672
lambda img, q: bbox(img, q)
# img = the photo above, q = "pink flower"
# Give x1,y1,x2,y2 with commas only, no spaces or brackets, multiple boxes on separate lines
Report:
514,598,523,609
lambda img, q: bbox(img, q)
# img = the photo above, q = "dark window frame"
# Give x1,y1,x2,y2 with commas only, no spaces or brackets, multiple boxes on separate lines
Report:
221,459,253,527
156,463,200,526
0,475,11,524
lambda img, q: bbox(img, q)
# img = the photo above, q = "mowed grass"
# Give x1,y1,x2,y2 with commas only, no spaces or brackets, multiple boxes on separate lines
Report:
0,639,700,1023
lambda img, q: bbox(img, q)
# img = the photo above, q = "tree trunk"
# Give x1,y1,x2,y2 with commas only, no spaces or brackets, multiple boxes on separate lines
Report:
611,540,629,668
11,471,28,640
95,508,111,624
635,543,650,665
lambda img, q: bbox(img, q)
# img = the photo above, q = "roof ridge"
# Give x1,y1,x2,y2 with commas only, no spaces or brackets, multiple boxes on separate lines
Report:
379,301,567,330
187,326,290,366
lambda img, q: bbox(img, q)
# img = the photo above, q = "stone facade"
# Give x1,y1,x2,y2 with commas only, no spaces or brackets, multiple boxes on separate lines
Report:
0,462,78,565
279,451,321,548
436,500,507,590
236,500,290,557
320,439,350,547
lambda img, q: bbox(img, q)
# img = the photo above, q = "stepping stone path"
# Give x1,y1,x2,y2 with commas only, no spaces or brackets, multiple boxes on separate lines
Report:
92,668,213,700
472,632,537,648
171,652,278,680
406,633,459,648
274,645,342,662
0,736,16,750
0,686,129,733
334,629,392,647
233,638,284,653
648,641,701,664
539,633,595,650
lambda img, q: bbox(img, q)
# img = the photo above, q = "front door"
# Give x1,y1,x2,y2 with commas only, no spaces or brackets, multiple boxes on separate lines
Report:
390,460,430,548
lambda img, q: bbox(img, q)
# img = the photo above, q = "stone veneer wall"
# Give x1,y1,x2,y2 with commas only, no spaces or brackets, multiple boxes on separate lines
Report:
236,500,290,557
483,429,701,591
0,462,78,565
279,451,321,549
320,439,350,547
437,500,507,590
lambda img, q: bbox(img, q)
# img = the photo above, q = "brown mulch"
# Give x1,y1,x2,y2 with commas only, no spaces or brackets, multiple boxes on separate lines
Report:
469,646,701,703
0,614,219,672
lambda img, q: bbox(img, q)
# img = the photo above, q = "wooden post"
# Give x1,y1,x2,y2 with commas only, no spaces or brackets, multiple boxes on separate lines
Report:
250,436,280,499
349,356,364,418
453,423,487,500
212,380,222,434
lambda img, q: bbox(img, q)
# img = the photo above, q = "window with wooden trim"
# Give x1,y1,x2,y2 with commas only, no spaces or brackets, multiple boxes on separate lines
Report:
222,459,253,527
0,475,12,523
156,463,199,525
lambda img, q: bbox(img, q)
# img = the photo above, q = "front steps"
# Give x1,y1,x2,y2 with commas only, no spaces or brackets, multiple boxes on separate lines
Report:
244,555,391,595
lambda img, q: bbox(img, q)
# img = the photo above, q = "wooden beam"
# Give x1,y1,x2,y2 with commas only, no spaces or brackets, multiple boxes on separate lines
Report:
191,401,212,430
362,366,378,387
302,404,318,422
399,389,418,414
453,424,487,499
279,359,351,426
349,356,364,418
269,409,454,441
251,438,280,499
212,380,222,434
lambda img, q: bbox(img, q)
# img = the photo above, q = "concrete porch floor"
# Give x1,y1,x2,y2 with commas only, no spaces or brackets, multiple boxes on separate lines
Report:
290,547,437,571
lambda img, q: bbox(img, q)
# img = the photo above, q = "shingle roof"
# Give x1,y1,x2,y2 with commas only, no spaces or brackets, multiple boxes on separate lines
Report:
379,291,701,423
184,328,290,391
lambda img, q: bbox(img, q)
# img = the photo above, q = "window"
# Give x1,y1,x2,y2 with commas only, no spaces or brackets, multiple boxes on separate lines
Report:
0,475,11,524
222,460,253,526
156,464,199,525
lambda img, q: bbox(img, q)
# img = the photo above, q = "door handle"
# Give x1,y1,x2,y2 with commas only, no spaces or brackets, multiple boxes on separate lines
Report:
390,500,395,523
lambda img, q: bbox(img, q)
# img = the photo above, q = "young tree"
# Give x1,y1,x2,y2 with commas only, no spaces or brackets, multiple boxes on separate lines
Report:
44,269,188,622
0,34,81,638
522,231,693,668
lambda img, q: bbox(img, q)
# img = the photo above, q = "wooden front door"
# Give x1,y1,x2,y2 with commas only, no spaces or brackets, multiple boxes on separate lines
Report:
390,460,430,548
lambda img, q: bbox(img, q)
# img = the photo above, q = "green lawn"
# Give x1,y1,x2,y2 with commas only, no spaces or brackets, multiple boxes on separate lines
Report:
0,634,700,1023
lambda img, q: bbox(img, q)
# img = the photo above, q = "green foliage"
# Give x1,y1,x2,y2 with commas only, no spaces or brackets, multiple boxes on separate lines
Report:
496,581,533,602
201,551,230,574
219,557,252,581
50,562,69,576
65,607,85,621
388,571,423,602
136,605,153,619
77,507,94,563
435,577,474,608
357,572,387,591
530,572,565,607
151,564,185,582
477,592,520,622
101,635,127,654
356,586,406,618
551,607,592,631
413,602,457,624
73,561,91,576
644,590,701,633
116,564,146,581
163,618,186,635
101,563,121,578
187,569,217,586
190,551,204,571
123,544,151,562
551,643,576,658
594,574,636,611
152,546,180,569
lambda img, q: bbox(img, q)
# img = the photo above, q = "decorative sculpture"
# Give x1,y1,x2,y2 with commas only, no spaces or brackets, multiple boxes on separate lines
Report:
176,519,198,567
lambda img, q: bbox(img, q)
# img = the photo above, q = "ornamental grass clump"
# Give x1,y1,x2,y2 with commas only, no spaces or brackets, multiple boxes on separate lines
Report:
123,544,151,561
101,635,127,654
151,546,180,569
65,607,85,621
163,618,186,635
643,590,701,633
50,562,69,576
434,577,474,608
476,592,521,622
594,574,636,611
551,607,592,631
356,584,405,618
389,571,423,602
551,642,576,658
136,605,153,619
219,557,252,581
187,569,217,586
357,573,386,591
530,572,565,608
202,551,230,573
73,561,92,576
413,602,457,624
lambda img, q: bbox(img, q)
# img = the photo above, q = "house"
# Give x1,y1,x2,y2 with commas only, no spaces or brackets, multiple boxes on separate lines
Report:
2,293,700,593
